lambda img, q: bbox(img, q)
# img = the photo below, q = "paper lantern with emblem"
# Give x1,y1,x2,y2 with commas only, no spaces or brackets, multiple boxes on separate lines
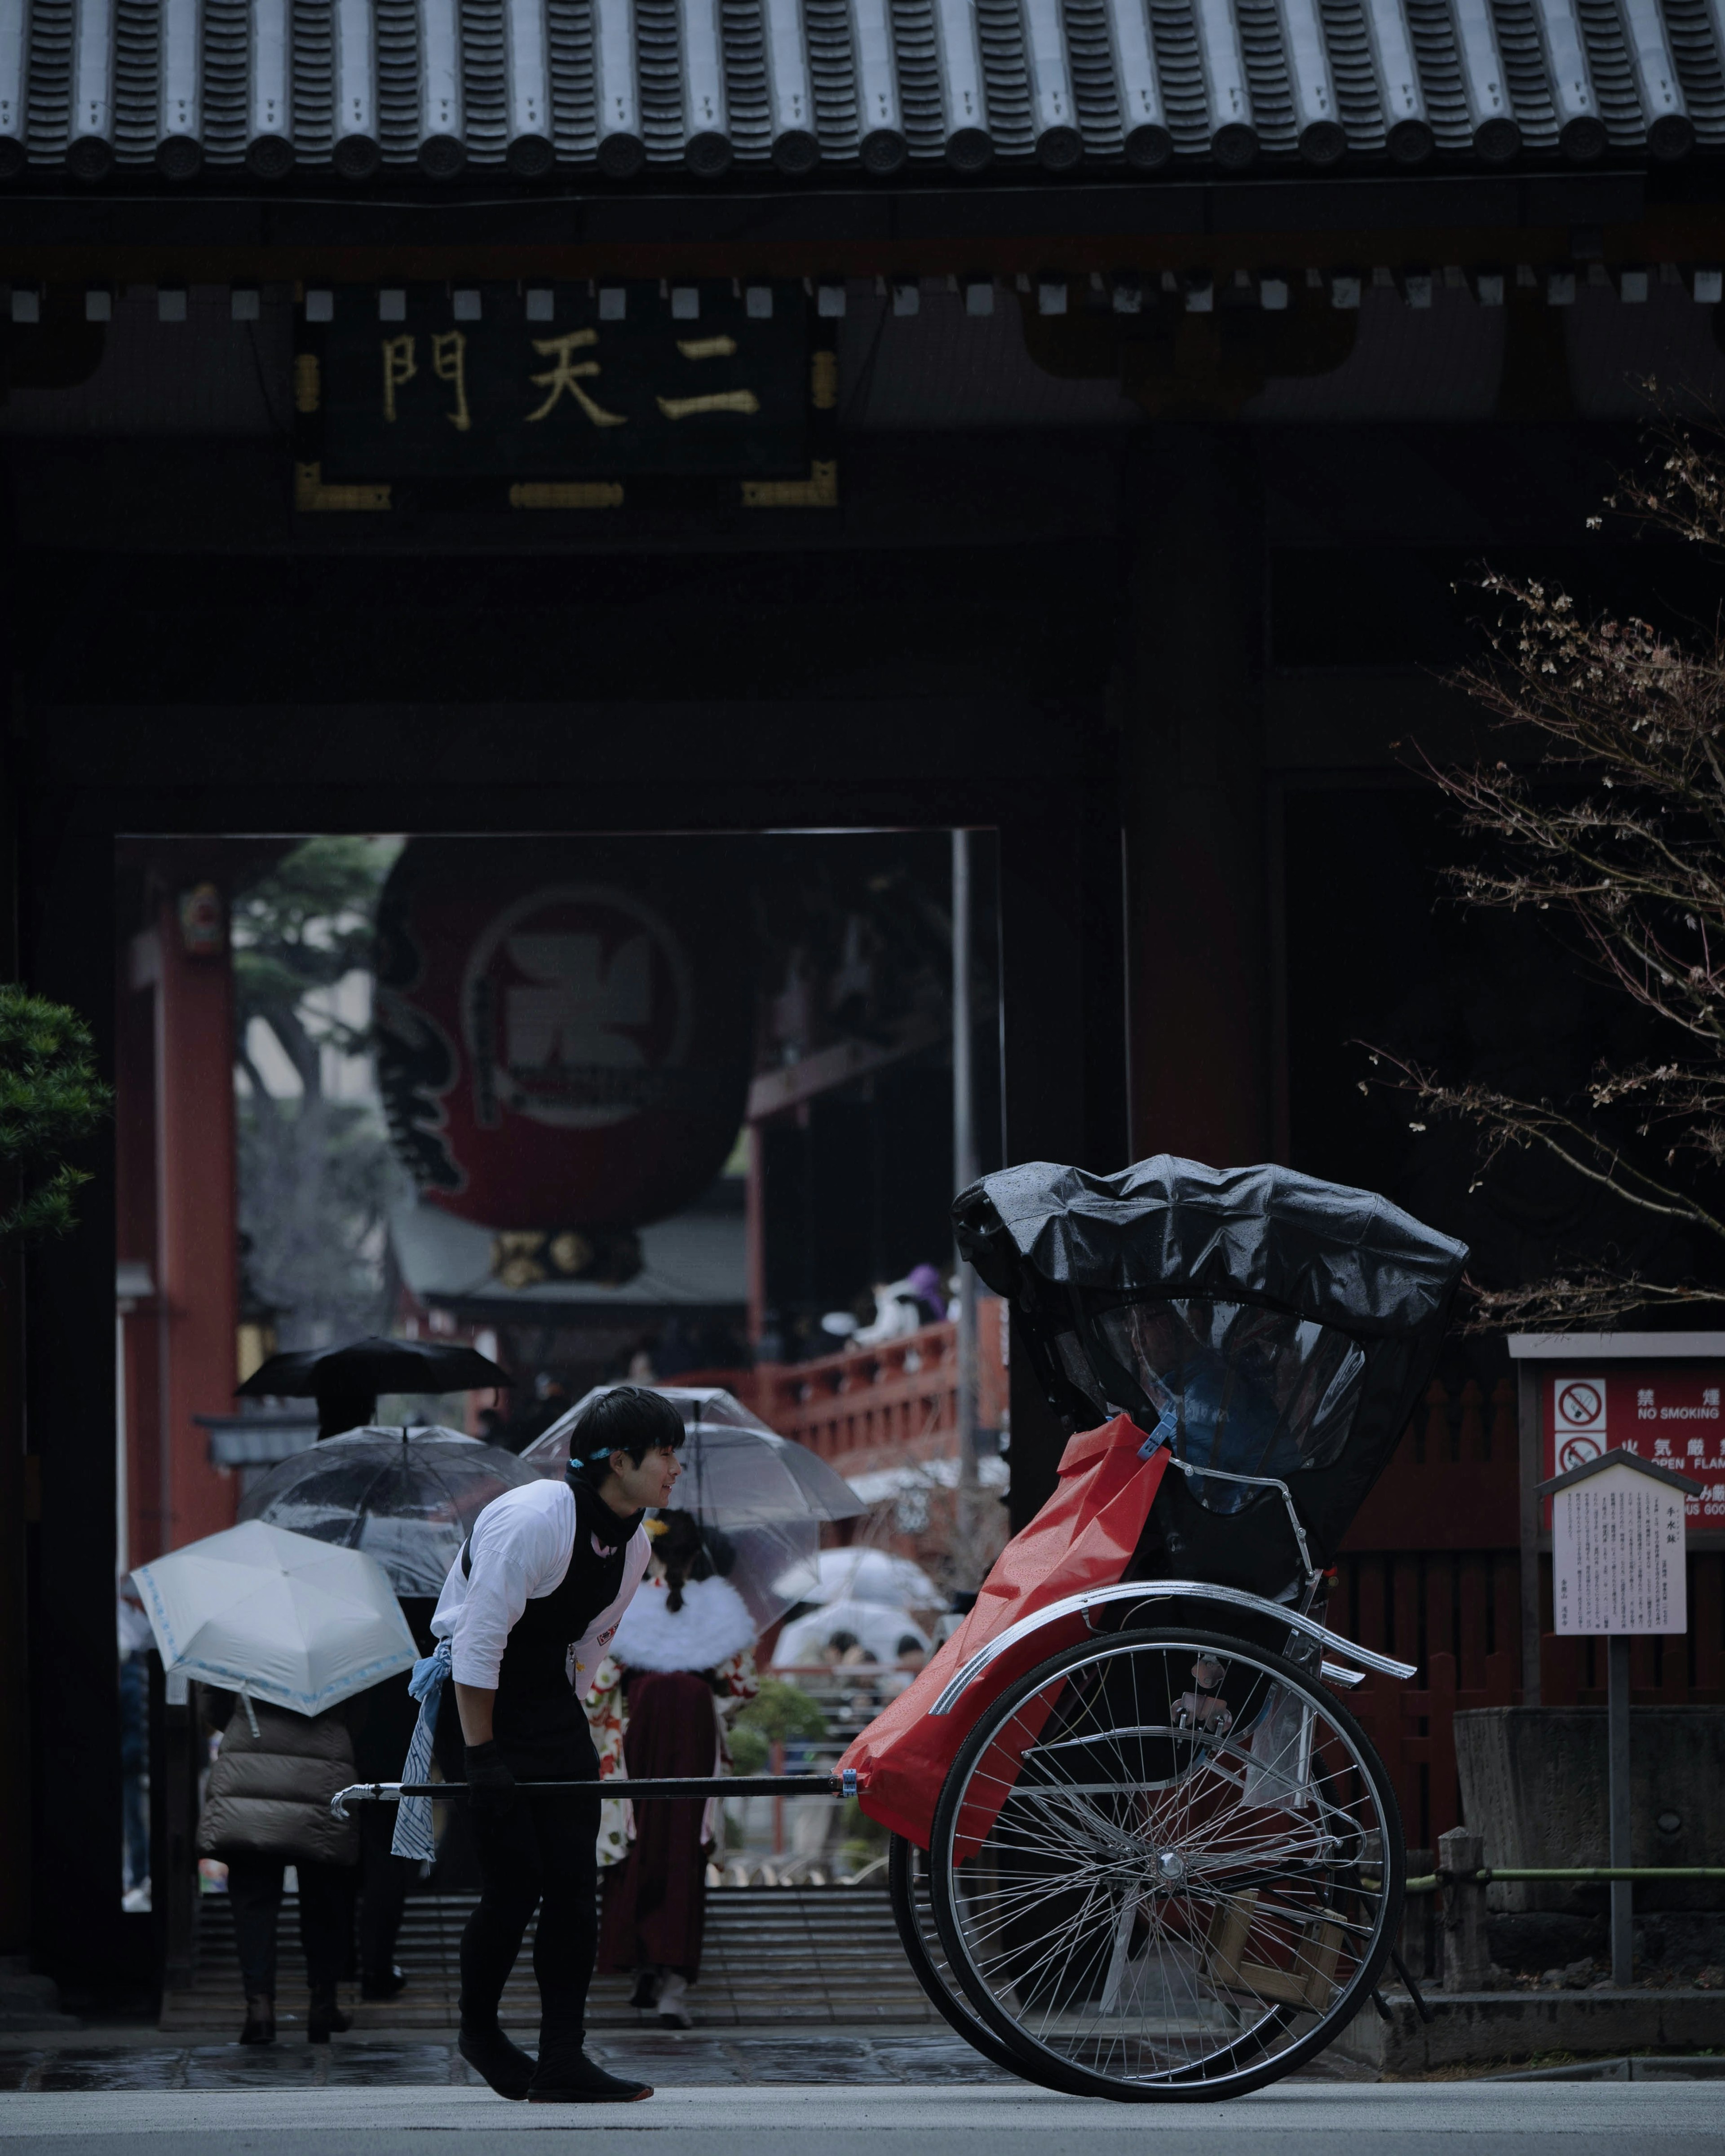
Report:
374,837,755,1232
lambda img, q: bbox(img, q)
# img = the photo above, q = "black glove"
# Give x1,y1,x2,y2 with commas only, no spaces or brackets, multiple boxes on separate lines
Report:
465,1740,517,1820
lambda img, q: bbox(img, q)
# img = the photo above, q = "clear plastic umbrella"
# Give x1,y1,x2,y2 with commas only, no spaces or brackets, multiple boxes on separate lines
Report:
522,1386,866,1630
131,1521,416,1715
236,1426,537,1599
777,1546,944,1611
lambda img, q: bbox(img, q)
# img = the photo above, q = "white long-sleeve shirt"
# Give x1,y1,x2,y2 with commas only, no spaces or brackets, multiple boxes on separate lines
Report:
430,1479,651,1692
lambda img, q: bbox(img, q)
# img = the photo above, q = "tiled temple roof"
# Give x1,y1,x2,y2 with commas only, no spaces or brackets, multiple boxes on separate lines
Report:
0,0,1716,187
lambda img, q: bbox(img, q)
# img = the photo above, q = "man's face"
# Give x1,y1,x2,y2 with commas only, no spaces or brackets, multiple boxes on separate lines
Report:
603,1442,683,1514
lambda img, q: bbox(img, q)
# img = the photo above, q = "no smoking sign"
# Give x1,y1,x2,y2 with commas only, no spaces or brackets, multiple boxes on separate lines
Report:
1553,1376,1608,1474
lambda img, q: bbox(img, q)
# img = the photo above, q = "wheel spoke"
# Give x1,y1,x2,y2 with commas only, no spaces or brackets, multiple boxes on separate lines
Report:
933,1633,1399,2099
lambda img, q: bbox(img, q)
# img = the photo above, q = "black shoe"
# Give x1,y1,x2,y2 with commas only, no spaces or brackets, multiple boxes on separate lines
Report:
459,2023,536,2101
628,1967,661,2010
526,2052,654,2104
239,1995,275,2046
307,1984,352,2043
361,1965,409,2001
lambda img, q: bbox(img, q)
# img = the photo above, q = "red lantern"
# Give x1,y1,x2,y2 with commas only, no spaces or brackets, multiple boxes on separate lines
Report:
376,838,754,1231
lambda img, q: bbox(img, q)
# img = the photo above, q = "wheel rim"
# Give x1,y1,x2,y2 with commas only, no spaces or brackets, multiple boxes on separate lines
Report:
889,1834,1086,2089
931,1630,1402,2095
889,1836,1006,2044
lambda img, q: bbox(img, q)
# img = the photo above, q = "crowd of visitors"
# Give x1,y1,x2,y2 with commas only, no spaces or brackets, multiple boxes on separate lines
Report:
129,1368,943,2073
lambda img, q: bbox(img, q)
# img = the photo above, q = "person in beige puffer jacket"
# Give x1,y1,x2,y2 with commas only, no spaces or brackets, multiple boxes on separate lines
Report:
197,1692,360,2046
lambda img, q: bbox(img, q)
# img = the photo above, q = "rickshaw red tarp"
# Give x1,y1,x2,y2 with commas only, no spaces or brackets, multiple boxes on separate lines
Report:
839,1414,1168,1848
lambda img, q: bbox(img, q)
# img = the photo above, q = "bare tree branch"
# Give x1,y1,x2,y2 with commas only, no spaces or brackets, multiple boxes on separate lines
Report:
1361,425,1725,1330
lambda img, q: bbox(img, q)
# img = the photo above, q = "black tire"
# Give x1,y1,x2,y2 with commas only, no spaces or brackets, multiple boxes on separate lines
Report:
929,1627,1405,2102
887,1833,1089,2093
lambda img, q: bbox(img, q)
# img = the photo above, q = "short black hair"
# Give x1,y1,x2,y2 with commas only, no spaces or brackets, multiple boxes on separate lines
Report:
566,1386,686,1480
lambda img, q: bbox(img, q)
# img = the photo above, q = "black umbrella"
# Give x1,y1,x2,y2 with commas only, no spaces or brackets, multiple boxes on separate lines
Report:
238,1338,512,1440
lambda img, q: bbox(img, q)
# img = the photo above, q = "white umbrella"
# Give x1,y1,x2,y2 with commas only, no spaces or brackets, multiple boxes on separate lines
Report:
778,1547,943,1611
771,1596,931,1668
130,1520,417,1717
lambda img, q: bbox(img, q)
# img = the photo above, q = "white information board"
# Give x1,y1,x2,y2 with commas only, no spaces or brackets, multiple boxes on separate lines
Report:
1552,1459,1688,1635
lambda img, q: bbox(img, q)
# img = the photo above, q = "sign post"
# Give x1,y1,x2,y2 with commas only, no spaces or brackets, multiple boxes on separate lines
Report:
1508,1331,1725,1706
1535,1446,1702,1984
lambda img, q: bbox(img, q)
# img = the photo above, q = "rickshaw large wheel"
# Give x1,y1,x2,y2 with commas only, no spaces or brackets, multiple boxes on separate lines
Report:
929,1626,1405,2102
887,1834,1090,2093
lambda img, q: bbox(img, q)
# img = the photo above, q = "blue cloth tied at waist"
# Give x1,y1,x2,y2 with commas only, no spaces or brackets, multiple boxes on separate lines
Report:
390,1638,452,1863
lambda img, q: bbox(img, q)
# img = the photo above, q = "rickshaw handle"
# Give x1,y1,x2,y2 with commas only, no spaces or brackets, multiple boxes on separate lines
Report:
926,1578,1418,1716
329,1771,856,1821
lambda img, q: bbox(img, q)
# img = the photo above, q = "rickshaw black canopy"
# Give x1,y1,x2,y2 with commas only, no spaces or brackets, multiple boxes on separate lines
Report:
954,1157,1468,1578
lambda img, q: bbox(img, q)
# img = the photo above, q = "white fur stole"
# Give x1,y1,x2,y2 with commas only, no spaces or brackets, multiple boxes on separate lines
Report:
611,1573,756,1673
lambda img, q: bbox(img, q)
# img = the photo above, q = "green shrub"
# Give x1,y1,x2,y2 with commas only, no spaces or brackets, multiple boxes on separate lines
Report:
0,986,110,1243
729,1678,827,1775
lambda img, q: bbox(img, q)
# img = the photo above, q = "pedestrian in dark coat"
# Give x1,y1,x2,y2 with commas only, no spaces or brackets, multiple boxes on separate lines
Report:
197,1693,359,2046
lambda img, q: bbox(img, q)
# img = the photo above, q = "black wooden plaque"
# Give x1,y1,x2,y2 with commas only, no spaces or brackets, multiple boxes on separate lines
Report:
314,281,810,484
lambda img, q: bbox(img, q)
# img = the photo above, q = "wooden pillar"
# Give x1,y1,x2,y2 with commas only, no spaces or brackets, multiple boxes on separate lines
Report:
140,886,239,1552
997,773,1128,1528
20,813,128,1986
1118,429,1269,1167
115,959,162,1569
0,454,27,1952
1517,1359,1542,1705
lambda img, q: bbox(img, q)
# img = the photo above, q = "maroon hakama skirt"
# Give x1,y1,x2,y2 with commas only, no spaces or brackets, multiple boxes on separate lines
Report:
597,1669,714,1981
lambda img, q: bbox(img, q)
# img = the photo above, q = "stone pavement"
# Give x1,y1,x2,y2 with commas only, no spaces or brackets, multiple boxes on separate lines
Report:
0,2027,1014,2092
161,1889,930,2032
0,2080,1719,2156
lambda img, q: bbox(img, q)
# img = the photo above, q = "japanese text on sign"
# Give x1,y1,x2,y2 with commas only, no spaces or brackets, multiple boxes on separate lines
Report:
1545,1370,1725,1528
1551,1464,1688,1634
314,292,809,484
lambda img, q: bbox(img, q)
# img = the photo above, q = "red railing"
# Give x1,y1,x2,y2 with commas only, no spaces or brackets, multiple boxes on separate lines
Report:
731,1313,1011,1471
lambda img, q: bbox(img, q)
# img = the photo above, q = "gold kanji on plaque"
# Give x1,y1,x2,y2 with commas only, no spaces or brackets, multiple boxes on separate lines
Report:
525,329,628,428
380,336,416,423
432,331,472,432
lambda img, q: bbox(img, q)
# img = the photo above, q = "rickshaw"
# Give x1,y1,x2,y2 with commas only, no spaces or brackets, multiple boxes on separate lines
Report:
869,1155,1465,2101
337,1155,1465,2104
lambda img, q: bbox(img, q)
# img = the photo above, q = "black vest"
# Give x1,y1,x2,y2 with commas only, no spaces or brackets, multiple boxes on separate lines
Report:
463,1479,641,1709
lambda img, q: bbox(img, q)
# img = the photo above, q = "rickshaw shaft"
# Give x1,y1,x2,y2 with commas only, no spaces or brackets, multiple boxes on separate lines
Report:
345,1774,849,1802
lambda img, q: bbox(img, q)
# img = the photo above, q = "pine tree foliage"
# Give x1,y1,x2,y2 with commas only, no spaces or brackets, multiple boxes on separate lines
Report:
0,985,111,1243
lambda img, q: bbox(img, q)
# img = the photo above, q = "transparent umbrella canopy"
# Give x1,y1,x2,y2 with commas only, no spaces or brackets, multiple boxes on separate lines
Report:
522,1385,867,1631
237,1426,537,1599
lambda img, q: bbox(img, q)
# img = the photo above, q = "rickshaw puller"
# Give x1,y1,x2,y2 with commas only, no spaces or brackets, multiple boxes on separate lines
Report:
432,1386,684,2103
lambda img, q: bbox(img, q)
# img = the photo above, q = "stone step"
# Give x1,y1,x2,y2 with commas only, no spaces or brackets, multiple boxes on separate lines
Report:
160,1887,932,2032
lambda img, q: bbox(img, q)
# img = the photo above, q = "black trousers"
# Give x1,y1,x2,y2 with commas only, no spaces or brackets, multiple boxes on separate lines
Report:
226,1854,355,1997
357,1806,413,1981
459,1699,600,2061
